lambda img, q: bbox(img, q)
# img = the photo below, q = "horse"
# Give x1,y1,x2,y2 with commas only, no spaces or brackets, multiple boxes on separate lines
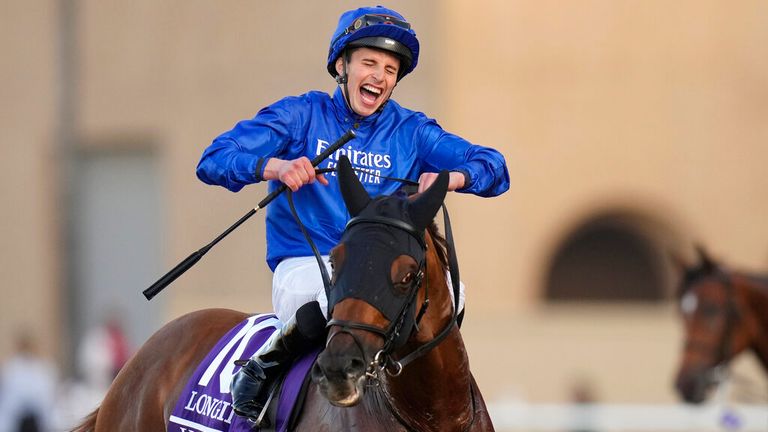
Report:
70,156,494,431
674,248,768,404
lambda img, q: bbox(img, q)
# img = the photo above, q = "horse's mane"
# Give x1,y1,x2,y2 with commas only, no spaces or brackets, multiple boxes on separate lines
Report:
678,257,768,297
427,222,449,271
744,272,768,289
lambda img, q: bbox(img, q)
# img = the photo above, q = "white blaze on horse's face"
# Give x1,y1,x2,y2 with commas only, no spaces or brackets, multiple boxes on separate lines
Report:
680,291,698,317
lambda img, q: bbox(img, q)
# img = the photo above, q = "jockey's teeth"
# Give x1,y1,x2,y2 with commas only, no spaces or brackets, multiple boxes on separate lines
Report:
362,85,381,97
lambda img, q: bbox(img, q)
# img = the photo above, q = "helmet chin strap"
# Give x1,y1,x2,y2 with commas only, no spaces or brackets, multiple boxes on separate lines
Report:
336,53,354,114
336,50,395,117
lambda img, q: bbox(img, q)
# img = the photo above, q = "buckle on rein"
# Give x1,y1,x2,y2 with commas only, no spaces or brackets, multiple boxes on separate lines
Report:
365,350,404,384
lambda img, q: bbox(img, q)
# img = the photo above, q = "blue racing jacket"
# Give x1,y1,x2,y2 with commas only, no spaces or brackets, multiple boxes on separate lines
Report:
197,87,509,271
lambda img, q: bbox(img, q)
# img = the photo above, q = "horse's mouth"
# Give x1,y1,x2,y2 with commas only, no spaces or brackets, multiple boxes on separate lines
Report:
675,367,716,404
680,384,710,404
312,371,367,407
328,385,362,407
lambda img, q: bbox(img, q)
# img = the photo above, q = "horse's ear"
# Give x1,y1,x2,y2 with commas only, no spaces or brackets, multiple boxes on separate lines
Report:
337,155,370,217
695,244,716,272
409,171,449,230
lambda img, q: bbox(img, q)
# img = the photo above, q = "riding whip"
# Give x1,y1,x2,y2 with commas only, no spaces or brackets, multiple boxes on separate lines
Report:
143,129,357,300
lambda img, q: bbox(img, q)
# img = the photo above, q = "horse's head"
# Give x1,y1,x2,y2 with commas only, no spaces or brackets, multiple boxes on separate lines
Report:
311,155,449,407
674,247,755,403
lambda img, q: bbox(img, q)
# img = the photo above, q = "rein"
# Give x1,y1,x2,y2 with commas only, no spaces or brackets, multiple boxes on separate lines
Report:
286,167,461,380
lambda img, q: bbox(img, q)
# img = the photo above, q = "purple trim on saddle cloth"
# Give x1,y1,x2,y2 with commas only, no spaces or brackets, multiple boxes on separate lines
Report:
167,314,320,432
274,347,319,430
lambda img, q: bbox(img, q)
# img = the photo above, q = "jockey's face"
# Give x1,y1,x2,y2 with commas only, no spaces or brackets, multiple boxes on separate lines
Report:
336,47,400,117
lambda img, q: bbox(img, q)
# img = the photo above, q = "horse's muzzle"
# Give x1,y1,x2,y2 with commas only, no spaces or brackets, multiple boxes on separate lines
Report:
675,366,713,404
311,332,368,407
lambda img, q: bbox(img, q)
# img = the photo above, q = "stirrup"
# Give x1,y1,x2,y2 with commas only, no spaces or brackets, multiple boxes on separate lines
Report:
239,377,280,428
231,360,283,427
254,384,279,427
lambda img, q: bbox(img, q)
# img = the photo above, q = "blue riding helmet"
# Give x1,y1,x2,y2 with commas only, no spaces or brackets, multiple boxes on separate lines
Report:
327,6,420,81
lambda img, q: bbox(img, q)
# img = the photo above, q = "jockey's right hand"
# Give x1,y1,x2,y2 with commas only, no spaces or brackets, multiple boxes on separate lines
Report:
263,157,329,192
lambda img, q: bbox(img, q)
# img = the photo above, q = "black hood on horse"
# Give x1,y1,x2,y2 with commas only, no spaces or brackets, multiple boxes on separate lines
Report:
328,155,448,350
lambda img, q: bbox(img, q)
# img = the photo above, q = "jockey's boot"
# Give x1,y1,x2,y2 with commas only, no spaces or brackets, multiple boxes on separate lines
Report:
230,301,327,423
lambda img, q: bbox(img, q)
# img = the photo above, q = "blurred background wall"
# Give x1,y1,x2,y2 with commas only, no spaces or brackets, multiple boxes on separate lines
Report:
1,0,766,421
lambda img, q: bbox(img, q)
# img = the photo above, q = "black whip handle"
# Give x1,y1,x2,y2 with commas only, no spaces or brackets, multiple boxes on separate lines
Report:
143,129,356,300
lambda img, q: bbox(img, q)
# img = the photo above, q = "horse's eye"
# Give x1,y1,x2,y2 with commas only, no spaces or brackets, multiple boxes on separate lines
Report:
391,272,414,295
329,244,345,284
390,255,418,294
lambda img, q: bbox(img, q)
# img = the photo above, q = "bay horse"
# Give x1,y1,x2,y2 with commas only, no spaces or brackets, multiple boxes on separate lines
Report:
674,248,768,404
70,156,493,431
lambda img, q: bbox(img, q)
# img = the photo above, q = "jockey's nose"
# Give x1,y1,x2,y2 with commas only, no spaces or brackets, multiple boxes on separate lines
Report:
371,66,385,82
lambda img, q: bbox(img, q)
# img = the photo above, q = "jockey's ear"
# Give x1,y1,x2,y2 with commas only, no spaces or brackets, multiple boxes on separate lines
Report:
337,155,371,217
408,170,448,230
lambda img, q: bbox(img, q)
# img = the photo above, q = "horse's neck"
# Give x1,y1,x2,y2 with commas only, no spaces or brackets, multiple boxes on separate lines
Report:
383,331,472,431
381,235,475,431
744,277,768,370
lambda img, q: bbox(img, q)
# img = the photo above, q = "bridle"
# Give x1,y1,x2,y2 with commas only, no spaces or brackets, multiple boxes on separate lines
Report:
683,270,740,387
327,212,461,382
680,268,768,404
286,168,461,382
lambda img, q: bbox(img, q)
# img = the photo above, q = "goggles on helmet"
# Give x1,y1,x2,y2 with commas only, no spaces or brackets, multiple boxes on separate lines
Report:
335,14,411,43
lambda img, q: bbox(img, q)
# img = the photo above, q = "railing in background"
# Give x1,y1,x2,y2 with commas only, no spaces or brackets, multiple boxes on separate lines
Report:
488,401,767,431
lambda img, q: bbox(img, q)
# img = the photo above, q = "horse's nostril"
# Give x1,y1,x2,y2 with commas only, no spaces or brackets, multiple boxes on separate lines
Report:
311,361,326,382
345,357,365,378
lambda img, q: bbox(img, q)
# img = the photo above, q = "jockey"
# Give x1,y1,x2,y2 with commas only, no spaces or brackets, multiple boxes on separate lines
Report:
196,5,509,422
